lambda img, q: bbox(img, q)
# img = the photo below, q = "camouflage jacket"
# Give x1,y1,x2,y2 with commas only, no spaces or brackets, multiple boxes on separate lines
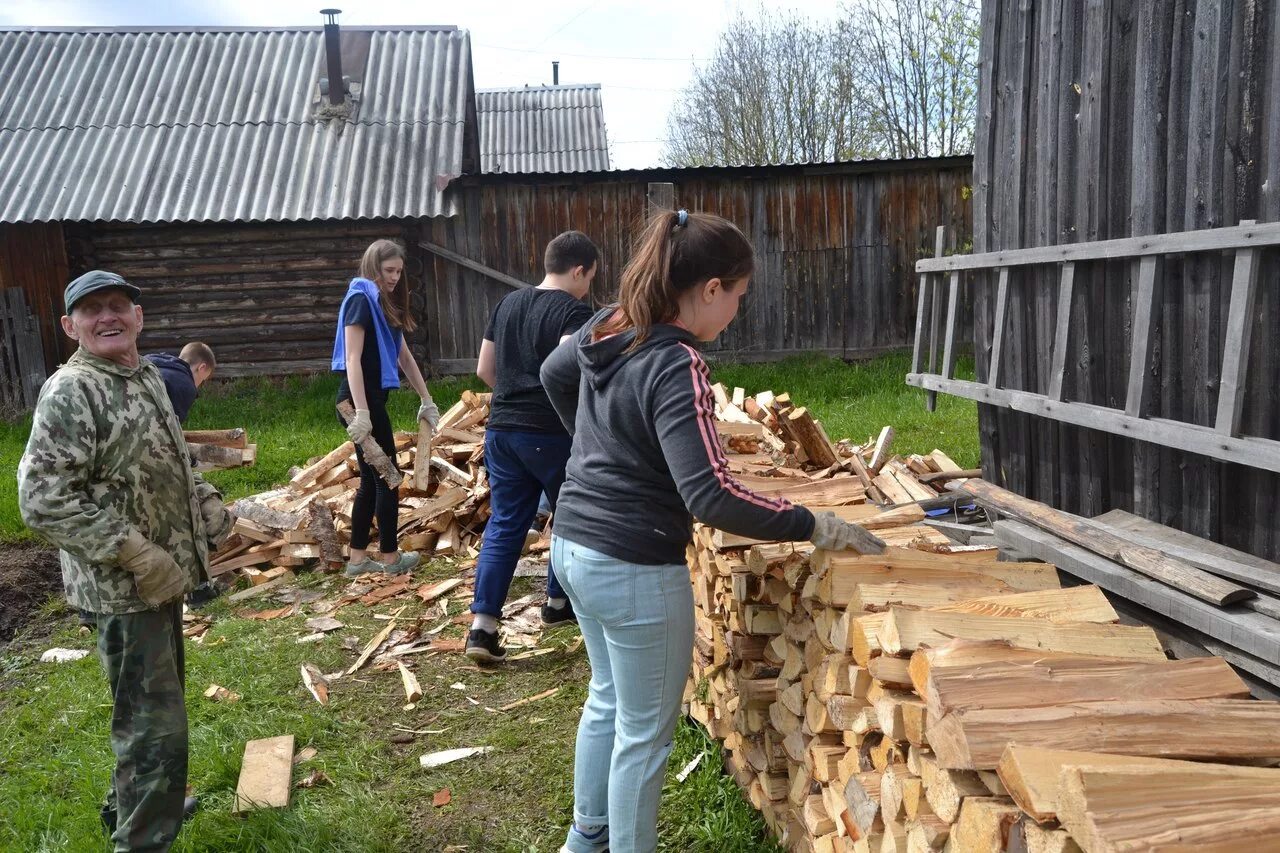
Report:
18,349,229,614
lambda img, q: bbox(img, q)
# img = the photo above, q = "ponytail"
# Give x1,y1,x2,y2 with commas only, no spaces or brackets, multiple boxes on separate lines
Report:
357,239,417,333
596,209,755,348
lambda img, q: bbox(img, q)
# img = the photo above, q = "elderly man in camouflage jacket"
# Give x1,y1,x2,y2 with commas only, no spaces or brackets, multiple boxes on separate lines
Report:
18,270,234,852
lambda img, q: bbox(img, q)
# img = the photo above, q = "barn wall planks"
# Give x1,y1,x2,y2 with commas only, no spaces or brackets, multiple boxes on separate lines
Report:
41,159,971,381
972,0,1280,559
429,160,974,367
0,222,70,373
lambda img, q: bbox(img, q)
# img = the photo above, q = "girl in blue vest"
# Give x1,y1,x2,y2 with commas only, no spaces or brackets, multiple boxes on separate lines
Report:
332,239,440,576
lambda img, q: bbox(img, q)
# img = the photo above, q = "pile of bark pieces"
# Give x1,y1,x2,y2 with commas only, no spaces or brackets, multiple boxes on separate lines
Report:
688,512,1280,852
207,391,493,583
184,428,257,471
707,387,971,510
966,479,1280,697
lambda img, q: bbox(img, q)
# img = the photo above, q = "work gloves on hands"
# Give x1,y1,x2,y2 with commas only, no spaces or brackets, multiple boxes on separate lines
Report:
809,511,887,555
417,396,440,438
117,529,186,607
346,408,372,443
201,498,234,547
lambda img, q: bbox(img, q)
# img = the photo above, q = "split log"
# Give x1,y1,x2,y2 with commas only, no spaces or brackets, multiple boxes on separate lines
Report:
336,400,404,489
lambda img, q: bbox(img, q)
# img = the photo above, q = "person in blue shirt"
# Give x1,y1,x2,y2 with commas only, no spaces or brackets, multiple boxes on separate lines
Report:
332,239,439,577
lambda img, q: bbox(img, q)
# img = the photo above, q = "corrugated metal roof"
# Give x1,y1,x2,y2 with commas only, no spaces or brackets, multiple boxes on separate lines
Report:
477,84,609,174
0,27,476,223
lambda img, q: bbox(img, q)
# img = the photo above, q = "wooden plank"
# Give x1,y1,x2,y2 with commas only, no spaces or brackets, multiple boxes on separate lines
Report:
233,734,295,812
1124,255,1158,417
997,745,1280,823
940,270,962,380
904,373,1280,474
994,520,1280,665
930,698,1280,770
915,219,1280,273
1057,765,1280,851
1046,262,1074,401
957,479,1252,606
1215,230,1261,435
926,226,945,411
1089,512,1280,595
988,267,1010,389
877,607,1167,661
419,240,531,290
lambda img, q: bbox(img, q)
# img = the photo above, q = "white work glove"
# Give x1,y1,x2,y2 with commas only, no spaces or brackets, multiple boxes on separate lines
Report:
346,408,372,443
417,397,440,434
117,529,187,608
809,511,887,555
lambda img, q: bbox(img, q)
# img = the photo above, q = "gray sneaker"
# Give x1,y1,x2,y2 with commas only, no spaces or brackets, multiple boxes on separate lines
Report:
344,557,376,578
378,551,421,575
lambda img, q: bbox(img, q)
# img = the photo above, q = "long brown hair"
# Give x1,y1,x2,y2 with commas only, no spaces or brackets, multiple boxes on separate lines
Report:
597,210,754,347
358,239,417,332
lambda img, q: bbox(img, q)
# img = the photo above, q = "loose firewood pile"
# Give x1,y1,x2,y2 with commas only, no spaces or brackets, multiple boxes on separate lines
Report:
686,397,1280,852
208,391,493,581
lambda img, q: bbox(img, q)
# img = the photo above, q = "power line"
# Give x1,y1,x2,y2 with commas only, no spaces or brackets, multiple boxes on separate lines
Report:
476,42,711,62
534,0,602,48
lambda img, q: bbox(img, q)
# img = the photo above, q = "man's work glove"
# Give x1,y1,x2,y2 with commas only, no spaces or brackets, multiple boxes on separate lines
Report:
417,396,440,434
345,408,372,443
809,511,887,555
201,498,234,547
117,529,187,607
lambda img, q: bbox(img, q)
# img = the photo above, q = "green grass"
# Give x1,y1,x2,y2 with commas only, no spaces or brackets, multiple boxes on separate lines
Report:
0,351,978,851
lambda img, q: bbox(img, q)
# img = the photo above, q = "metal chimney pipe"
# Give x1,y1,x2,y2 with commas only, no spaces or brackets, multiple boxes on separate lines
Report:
552,60,559,85
321,8,344,106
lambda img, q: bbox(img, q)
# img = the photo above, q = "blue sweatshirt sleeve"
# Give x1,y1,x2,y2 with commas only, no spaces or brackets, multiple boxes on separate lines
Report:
651,343,815,542
540,325,586,435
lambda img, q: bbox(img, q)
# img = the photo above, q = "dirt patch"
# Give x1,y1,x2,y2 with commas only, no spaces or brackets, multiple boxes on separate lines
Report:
0,544,63,642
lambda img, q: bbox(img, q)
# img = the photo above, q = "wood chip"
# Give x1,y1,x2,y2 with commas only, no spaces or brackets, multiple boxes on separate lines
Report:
499,687,560,712
234,735,295,813
419,746,492,769
300,663,329,705
433,787,452,807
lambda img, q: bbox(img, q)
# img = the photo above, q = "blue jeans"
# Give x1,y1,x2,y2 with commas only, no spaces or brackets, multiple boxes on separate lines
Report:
471,430,571,616
552,536,694,853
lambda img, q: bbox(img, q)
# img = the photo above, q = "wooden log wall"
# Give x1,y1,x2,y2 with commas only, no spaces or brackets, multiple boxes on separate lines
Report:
65,220,416,379
423,160,973,372
971,0,1280,559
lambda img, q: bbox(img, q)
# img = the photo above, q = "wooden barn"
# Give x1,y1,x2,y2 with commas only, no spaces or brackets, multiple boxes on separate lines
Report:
0,18,972,398
909,0,1280,561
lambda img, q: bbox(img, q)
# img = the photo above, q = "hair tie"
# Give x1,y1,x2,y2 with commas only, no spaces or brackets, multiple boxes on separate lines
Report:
676,209,688,227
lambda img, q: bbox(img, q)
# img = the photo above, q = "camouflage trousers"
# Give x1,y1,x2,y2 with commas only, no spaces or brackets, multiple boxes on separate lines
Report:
95,601,188,852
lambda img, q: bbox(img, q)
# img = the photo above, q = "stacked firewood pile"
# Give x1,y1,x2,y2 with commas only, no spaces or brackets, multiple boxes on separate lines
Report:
686,405,1280,851
184,428,257,470
208,391,493,582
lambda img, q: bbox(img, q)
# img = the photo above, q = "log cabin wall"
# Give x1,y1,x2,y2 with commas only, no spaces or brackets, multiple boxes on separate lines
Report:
0,221,71,374
971,0,1280,558
64,219,417,378
423,158,974,372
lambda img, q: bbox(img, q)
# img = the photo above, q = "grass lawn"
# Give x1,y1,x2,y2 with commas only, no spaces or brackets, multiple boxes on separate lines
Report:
0,351,978,852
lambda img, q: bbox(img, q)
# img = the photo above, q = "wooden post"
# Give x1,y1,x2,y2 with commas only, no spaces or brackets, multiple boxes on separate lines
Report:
940,269,962,380
647,182,675,217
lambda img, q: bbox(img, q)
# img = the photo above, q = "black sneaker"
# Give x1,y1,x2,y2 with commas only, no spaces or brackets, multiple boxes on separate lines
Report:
187,583,221,608
464,628,506,664
541,599,577,626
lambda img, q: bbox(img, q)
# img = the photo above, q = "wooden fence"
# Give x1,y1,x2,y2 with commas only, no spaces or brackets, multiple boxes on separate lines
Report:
0,288,47,412
968,0,1280,559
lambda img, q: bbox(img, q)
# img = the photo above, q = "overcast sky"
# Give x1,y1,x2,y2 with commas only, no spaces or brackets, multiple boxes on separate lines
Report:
0,0,844,168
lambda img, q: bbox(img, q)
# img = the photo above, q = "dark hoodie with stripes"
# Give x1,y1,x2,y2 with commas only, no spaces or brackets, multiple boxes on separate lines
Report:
540,308,816,566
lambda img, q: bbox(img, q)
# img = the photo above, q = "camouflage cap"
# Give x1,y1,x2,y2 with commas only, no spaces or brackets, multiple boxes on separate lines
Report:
64,270,142,313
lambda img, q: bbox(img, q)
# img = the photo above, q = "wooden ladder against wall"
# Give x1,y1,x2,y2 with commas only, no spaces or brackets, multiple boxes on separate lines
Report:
907,220,1279,474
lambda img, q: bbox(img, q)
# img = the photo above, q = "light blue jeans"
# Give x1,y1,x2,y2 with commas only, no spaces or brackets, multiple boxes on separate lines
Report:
552,535,695,853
